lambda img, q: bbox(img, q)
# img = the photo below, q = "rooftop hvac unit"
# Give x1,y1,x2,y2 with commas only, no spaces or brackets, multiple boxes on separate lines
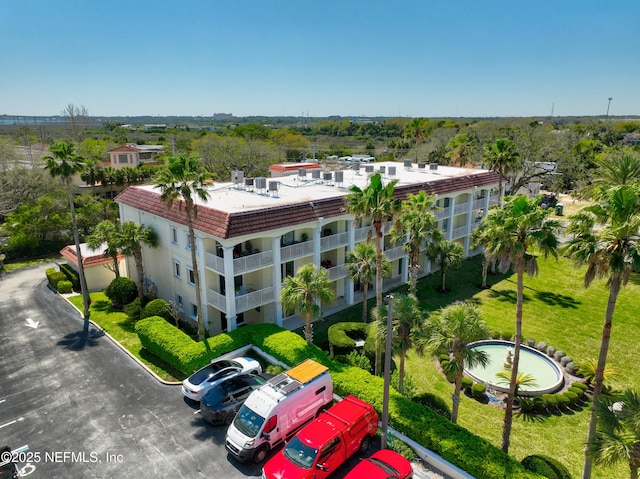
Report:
244,178,254,190
268,180,279,196
298,168,307,178
323,172,332,181
255,177,267,190
334,171,344,184
311,170,321,180
379,166,386,174
429,163,438,171
403,160,412,169
418,162,426,170
365,165,374,173
232,170,244,184
353,161,361,171
388,166,397,177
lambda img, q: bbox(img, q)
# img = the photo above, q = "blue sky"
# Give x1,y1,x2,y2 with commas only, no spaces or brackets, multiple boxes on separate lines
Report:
2,1,638,118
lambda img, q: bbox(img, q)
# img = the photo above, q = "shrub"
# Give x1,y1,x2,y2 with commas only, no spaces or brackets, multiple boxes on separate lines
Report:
564,391,580,405
519,398,535,413
567,386,584,397
46,268,67,289
56,280,73,294
124,298,143,321
391,370,417,399
141,298,172,321
439,353,450,362
521,455,572,479
327,322,368,357
461,377,473,392
342,350,372,373
266,364,284,375
555,394,570,409
471,383,486,399
58,263,80,291
541,394,558,410
105,277,138,309
413,392,452,420
571,382,588,392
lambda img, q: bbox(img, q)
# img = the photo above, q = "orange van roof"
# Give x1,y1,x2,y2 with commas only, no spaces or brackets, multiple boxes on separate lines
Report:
287,359,328,384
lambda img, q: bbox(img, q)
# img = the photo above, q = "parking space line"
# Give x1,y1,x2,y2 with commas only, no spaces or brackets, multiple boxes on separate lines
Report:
0,417,24,429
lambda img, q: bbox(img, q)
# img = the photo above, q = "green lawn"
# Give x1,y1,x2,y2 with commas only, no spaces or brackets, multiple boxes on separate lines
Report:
402,254,639,479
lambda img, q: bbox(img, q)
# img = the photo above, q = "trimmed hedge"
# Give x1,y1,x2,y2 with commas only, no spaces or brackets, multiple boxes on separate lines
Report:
57,280,73,294
327,322,367,356
521,455,572,479
141,298,172,321
46,268,66,289
135,321,545,479
59,263,80,291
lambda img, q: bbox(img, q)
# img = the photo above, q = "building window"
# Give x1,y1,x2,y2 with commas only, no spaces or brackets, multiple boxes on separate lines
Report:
185,232,191,250
187,268,195,285
173,260,181,278
282,230,294,246
176,294,184,311
118,154,128,164
190,303,198,320
282,261,294,279
171,227,178,245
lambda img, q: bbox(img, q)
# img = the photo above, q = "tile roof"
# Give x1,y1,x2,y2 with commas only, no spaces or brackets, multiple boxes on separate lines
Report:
60,244,125,267
116,164,499,240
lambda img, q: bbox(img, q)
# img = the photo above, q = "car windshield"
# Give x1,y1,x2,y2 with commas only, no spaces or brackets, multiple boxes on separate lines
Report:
233,404,264,438
189,360,238,385
283,436,317,469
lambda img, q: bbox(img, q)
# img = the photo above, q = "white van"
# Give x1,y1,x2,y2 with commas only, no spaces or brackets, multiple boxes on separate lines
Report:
225,359,333,463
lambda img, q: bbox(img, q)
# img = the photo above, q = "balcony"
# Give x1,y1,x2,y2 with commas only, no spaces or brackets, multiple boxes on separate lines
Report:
236,286,274,314
321,231,349,251
451,225,468,239
384,245,405,261
325,263,347,281
454,202,469,215
233,250,273,274
355,226,371,242
205,252,225,273
281,240,314,261
207,288,226,312
435,207,451,220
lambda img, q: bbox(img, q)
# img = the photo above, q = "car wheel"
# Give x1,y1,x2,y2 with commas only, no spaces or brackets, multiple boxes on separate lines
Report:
224,412,235,426
253,445,269,463
359,436,371,454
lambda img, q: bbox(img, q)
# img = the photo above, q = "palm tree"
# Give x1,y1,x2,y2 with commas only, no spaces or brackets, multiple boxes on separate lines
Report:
154,154,210,341
587,152,640,195
424,301,490,424
80,159,103,195
102,166,118,198
344,172,402,375
445,133,478,167
483,138,520,207
478,195,560,453
44,141,91,322
280,263,335,345
403,118,431,162
427,239,465,293
470,220,495,289
496,371,538,398
119,221,159,300
86,220,121,278
345,241,390,322
587,389,640,479
391,191,442,296
565,184,640,479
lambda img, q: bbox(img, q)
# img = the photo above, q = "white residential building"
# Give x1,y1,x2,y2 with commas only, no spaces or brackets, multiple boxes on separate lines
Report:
116,161,499,335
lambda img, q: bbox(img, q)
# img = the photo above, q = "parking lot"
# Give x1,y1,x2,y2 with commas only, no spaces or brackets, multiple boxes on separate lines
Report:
0,265,443,478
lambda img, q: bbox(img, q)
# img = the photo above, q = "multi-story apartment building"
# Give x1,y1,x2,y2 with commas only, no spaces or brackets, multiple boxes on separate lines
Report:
108,144,164,169
116,161,499,335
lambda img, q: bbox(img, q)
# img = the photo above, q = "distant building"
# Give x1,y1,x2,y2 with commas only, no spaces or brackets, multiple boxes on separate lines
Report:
59,242,127,291
107,144,164,170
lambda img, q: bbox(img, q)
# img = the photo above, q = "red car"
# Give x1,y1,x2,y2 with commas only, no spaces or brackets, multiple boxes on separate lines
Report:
344,449,413,479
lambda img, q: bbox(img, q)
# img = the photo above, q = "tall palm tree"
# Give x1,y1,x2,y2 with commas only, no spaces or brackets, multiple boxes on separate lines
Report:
403,118,431,162
479,195,560,453
483,138,520,207
587,389,640,479
565,184,640,479
424,301,490,424
280,263,335,345
445,133,478,167
345,241,390,322
119,221,159,300
581,152,640,199
80,159,103,196
427,239,465,293
86,220,121,278
45,141,91,322
344,172,402,375
391,191,442,296
102,166,118,198
155,154,210,341
470,220,495,289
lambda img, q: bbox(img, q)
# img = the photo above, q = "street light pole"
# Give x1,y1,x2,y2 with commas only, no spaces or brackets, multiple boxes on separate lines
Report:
381,294,394,450
606,97,613,120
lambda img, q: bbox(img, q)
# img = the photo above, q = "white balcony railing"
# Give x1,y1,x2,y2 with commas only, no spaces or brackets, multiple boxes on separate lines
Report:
451,225,468,239
384,246,405,261
436,207,450,220
207,288,226,312
320,232,349,251
326,264,347,281
233,250,273,274
205,252,225,273
281,240,314,262
355,226,372,242
236,286,274,313
454,202,469,215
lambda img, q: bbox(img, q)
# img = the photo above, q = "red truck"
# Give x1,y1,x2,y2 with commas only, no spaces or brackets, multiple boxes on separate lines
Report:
261,395,378,479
